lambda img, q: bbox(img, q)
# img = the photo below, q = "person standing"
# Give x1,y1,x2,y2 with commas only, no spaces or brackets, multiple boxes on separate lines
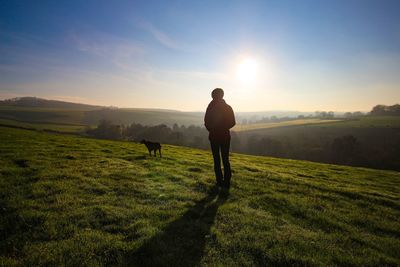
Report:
204,88,236,189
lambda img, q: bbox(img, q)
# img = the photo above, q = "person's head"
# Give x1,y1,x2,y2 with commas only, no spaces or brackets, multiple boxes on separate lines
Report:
211,88,224,100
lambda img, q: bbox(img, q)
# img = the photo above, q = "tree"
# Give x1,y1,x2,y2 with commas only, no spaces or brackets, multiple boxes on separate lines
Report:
87,120,122,140
371,105,386,115
344,112,353,118
370,104,400,116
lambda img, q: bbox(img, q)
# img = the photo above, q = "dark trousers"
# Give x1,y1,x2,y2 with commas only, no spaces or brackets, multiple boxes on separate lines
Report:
210,141,231,187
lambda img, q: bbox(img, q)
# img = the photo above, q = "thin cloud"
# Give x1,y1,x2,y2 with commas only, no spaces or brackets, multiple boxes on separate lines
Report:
71,32,144,58
70,31,148,78
138,21,179,49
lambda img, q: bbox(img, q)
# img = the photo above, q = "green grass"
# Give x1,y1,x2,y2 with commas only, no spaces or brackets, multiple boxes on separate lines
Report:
1,126,399,266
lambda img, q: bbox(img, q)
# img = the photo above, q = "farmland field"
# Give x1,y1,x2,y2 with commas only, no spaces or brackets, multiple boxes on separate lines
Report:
0,118,86,133
233,116,400,133
1,126,399,266
0,106,204,127
232,119,341,132
312,116,400,128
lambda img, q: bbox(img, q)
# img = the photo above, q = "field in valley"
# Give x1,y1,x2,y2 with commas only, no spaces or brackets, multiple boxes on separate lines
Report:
232,119,341,132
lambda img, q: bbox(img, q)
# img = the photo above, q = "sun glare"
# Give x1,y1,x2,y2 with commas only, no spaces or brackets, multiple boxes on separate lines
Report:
236,57,259,84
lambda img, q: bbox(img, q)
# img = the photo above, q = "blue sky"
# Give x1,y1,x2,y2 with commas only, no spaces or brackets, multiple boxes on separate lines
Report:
1,0,399,111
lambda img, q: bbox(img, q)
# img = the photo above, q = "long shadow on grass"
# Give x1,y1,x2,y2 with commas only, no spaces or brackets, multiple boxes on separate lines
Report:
127,187,228,266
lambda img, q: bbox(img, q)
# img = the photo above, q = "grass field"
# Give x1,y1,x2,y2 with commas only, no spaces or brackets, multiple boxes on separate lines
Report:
0,106,204,127
233,119,341,132
0,118,86,133
1,126,399,266
313,116,400,128
0,106,87,125
233,116,400,133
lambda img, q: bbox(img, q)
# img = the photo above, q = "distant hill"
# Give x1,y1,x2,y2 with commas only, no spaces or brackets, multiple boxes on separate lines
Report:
0,96,333,126
0,97,205,126
0,97,104,110
2,96,393,128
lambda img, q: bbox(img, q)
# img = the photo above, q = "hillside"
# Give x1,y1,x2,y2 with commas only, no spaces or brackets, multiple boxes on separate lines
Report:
0,106,204,127
0,97,204,127
0,97,103,110
1,126,399,266
0,97,320,127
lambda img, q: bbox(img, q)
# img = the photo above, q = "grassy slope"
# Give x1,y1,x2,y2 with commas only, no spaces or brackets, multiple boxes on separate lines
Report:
0,127,399,266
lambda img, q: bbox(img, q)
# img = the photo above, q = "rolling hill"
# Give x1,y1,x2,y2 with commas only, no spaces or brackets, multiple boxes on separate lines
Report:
1,126,399,266
0,97,320,128
0,97,204,127
0,96,103,110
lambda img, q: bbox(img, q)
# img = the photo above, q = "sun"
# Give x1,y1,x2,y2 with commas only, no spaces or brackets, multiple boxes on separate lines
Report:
236,57,259,83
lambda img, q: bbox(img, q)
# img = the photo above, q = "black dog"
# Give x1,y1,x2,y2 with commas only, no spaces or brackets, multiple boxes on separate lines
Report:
140,139,162,158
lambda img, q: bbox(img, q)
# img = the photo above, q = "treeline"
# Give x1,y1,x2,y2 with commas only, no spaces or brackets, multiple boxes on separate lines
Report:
245,104,400,124
370,104,400,116
87,120,209,149
242,111,337,124
343,111,364,118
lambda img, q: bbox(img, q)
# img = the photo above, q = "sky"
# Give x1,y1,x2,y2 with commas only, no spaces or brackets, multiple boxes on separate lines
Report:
0,0,399,112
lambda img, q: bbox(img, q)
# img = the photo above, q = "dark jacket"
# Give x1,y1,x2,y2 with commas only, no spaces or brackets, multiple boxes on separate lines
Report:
204,99,236,142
